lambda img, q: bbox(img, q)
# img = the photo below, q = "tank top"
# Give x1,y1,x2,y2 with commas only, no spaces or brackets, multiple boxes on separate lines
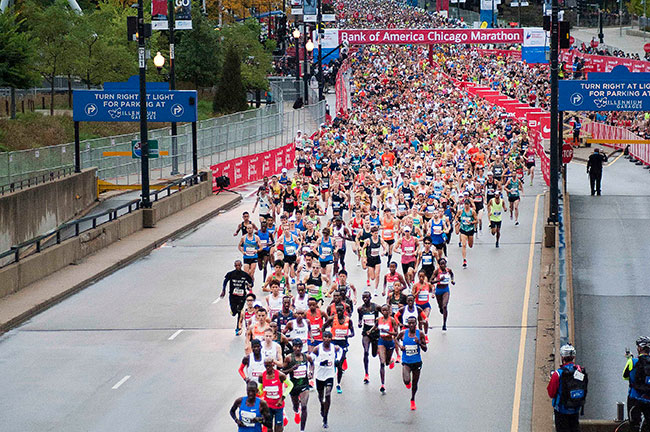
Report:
385,273,401,293
267,294,283,318
318,237,334,262
289,319,309,353
262,369,284,409
381,217,395,241
369,214,381,228
288,353,309,388
306,309,324,341
261,341,280,363
401,305,419,326
430,219,445,243
436,270,452,294
303,231,318,253
314,345,337,381
331,315,350,341
402,329,422,364
333,225,346,250
283,234,298,257
490,200,504,222
247,354,266,380
421,250,434,268
413,283,430,305
238,396,263,432
294,294,309,311
252,323,267,341
378,316,394,338
243,235,258,259
401,237,416,263
257,230,271,251
368,237,381,259
460,209,474,232
306,273,323,301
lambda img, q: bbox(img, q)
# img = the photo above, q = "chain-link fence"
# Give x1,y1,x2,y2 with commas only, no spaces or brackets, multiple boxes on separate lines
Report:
0,82,326,187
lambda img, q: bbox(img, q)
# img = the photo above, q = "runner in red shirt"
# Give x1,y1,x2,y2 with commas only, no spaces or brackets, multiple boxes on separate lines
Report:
259,358,293,432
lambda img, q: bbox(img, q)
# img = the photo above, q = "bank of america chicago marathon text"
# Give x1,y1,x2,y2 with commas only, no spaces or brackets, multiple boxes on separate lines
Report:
339,29,523,45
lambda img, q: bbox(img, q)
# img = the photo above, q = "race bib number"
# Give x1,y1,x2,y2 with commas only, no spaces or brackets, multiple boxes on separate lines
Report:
311,326,321,338
285,245,296,255
294,365,308,379
405,344,418,357
418,291,429,302
335,328,348,339
363,314,375,326
322,246,332,256
240,410,256,427
233,288,245,296
265,385,280,399
433,226,442,235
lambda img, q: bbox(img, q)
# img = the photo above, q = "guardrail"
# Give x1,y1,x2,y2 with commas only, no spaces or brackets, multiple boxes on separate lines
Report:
0,167,74,195
0,172,205,269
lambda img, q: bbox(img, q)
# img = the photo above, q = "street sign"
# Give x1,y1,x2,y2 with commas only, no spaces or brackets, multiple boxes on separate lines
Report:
559,66,650,111
645,43,650,53
73,76,197,123
132,140,159,159
562,143,574,164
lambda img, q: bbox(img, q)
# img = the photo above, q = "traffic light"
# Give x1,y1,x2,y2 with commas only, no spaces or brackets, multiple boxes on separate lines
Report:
559,21,570,48
576,0,587,14
276,14,287,39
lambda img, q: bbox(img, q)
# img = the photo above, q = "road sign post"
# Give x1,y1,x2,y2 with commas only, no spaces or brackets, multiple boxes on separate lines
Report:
562,143,574,164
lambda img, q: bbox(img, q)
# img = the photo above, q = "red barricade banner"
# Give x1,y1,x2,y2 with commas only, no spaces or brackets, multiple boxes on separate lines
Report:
583,122,649,166
210,143,296,191
476,49,522,58
560,49,650,73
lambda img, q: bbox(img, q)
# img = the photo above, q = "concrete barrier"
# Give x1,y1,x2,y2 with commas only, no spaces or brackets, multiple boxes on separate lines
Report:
0,176,211,299
0,169,97,253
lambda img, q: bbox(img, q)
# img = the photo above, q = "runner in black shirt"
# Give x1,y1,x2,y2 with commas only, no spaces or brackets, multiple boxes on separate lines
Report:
221,260,254,335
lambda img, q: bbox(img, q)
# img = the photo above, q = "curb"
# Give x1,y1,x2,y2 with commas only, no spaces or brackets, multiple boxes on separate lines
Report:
0,192,241,334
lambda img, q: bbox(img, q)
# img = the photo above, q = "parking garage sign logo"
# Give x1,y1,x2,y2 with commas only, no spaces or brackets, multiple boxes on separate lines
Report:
85,103,98,117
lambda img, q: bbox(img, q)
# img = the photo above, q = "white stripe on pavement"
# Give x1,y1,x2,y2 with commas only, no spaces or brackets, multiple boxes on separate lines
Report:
111,375,131,390
168,330,183,341
212,297,222,305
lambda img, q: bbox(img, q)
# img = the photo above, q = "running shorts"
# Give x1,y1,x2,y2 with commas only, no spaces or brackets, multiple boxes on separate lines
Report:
403,361,423,371
490,220,502,229
244,257,257,265
460,229,474,237
378,337,395,350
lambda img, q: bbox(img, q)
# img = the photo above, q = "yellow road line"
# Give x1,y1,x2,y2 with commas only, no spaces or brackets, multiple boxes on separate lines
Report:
607,152,624,166
510,193,541,432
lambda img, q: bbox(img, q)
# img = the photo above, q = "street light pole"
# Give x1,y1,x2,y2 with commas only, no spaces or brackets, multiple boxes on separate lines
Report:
303,22,309,104
549,0,559,222
317,0,323,101
168,0,179,175
293,28,301,98
491,0,495,27
137,0,151,208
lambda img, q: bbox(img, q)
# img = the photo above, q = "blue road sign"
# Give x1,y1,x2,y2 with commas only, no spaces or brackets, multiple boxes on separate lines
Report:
559,65,650,111
73,76,197,122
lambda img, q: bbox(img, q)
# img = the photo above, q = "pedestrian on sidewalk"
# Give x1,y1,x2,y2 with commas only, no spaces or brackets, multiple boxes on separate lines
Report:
547,344,588,432
587,148,608,196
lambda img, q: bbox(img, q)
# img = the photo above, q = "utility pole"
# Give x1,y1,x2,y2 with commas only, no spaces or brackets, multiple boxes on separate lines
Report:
168,0,179,175
549,0,559,222
317,0,324,101
137,0,151,208
303,22,309,104
598,7,604,43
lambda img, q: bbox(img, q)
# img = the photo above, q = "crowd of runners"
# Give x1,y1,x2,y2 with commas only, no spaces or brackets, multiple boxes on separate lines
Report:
225,3,540,431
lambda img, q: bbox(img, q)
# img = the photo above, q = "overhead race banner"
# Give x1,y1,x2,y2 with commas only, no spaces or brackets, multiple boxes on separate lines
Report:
73,76,198,123
304,0,317,21
338,28,523,45
559,66,650,111
152,0,192,30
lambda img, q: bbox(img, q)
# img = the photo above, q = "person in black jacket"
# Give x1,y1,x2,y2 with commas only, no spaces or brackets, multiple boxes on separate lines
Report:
221,260,254,335
587,148,608,196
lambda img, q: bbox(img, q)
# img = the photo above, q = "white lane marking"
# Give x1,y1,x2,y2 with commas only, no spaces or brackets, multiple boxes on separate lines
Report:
212,297,222,305
168,329,183,340
111,375,131,390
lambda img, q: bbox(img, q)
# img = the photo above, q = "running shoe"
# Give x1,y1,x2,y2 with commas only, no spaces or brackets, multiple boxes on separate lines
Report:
410,401,417,411
294,411,301,424
380,385,386,394
283,416,288,427
336,385,342,394
463,259,467,268
342,359,348,371
405,382,412,389
323,423,329,429
515,221,519,226
364,374,369,384
235,328,241,336
442,324,447,331
389,360,395,369
367,279,371,287
425,335,429,343
495,241,499,248
458,241,462,247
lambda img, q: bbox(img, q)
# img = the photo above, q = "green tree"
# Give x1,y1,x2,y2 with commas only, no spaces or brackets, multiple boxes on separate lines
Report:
0,11,40,119
175,7,221,88
219,20,272,91
28,0,76,115
213,45,247,114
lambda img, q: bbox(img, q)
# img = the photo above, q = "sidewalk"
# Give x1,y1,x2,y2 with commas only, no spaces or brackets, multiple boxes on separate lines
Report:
0,191,241,333
571,26,649,57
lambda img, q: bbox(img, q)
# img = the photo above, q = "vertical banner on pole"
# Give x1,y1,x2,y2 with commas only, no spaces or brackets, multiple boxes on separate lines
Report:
175,0,192,29
152,0,168,30
479,0,497,26
304,0,317,21
522,27,549,64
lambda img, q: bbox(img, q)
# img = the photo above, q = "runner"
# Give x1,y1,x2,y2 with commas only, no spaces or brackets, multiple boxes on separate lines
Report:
312,331,343,429
428,210,449,260
357,291,379,384
233,212,257,237
363,226,388,296
331,217,352,274
283,309,311,353
324,304,355,394
411,270,432,336
431,258,455,331
418,237,436,281
258,357,293,432
230,380,269,432
306,297,327,354
239,224,261,283
283,339,313,432
395,226,418,286
257,220,274,281
239,339,266,383
374,304,399,394
505,175,523,226
381,208,398,266
315,228,335,282
396,317,428,411
487,192,505,248
383,262,407,297
221,260,253,335
261,328,283,367
456,199,477,268
272,296,294,334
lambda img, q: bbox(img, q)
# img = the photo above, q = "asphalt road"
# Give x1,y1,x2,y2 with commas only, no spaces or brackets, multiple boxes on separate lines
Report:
567,155,650,419
0,176,544,432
